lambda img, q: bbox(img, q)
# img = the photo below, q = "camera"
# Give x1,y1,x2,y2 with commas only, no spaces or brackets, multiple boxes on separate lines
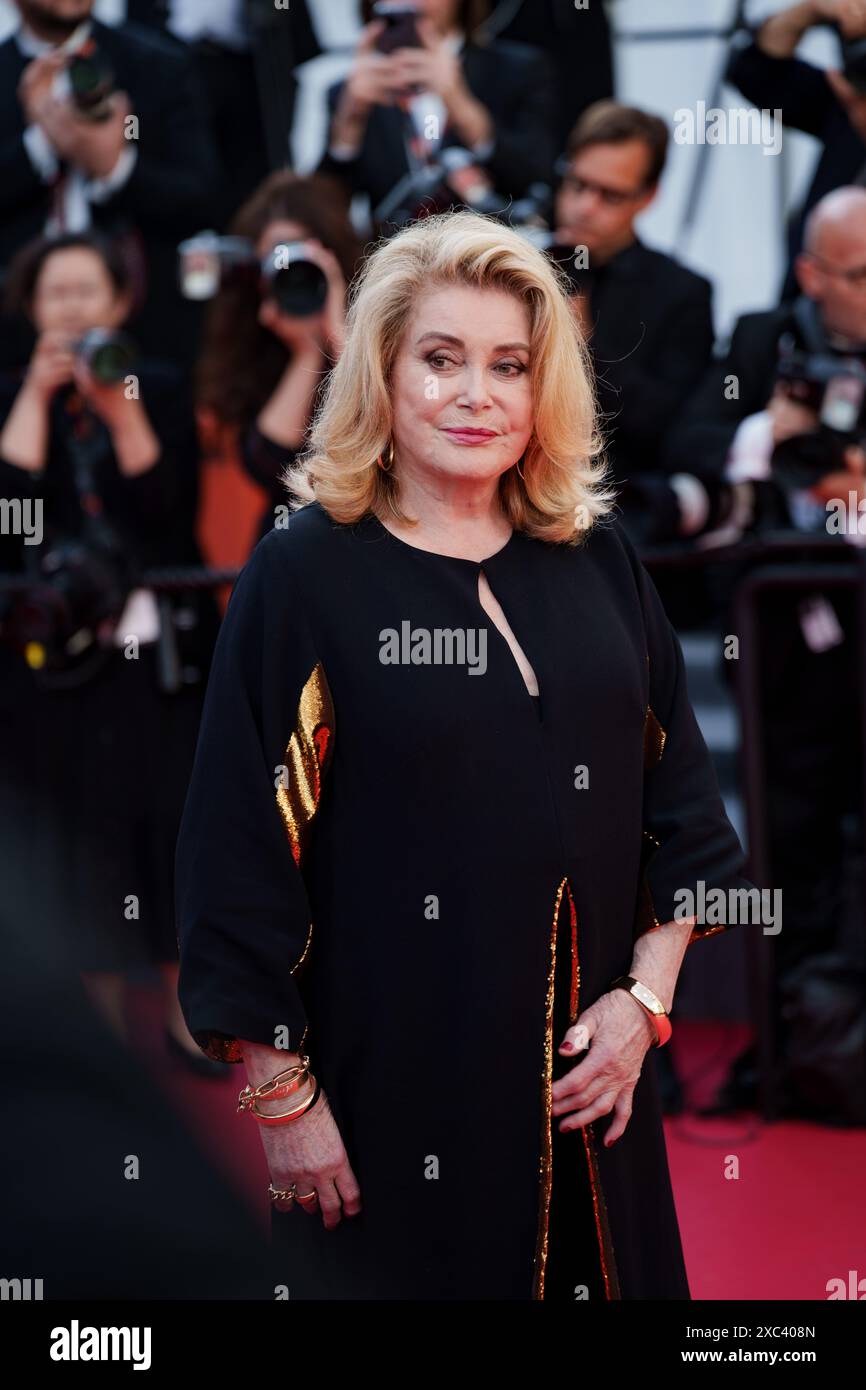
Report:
373,2,422,53
772,349,866,490
2,531,134,673
839,25,866,93
178,233,329,317
65,39,116,122
73,329,137,385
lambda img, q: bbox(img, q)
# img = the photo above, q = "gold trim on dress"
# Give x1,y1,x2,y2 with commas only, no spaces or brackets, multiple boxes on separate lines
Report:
582,1127,621,1299
532,877,563,1298
643,705,667,769
688,922,729,945
635,828,663,938
194,666,336,1067
533,877,621,1299
292,921,315,975
274,662,334,1054
200,1034,243,1064
275,662,336,867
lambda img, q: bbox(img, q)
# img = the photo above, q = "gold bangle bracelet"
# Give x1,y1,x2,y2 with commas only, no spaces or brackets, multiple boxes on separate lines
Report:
237,1057,311,1114
249,1077,320,1126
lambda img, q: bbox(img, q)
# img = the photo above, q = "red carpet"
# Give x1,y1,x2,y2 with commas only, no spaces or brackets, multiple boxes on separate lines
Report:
129,987,866,1300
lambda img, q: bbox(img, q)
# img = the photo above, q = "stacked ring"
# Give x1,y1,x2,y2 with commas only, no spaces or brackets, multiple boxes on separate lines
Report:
267,1182,318,1206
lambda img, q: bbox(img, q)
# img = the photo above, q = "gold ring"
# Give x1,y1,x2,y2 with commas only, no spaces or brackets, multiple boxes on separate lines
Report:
268,1183,296,1204
295,1190,317,1204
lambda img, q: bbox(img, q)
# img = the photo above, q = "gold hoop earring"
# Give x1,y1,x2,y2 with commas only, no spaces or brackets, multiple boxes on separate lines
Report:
515,454,526,482
377,439,395,472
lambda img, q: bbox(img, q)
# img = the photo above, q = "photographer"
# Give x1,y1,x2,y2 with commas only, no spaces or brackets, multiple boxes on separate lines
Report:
0,0,220,371
317,0,555,232
0,231,220,1071
196,172,360,544
550,101,726,551
666,186,866,528
665,186,866,1114
727,0,866,298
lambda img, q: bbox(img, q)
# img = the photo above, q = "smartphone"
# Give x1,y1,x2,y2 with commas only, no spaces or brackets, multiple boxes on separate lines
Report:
372,1,422,53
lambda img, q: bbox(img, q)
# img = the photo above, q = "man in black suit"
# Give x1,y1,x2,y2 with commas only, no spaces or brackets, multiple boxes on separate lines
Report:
727,0,866,300
665,186,866,514
551,100,721,546
317,0,555,232
0,0,220,373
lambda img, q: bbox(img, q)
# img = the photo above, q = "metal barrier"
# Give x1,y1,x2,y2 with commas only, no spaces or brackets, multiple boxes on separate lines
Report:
729,553,866,1118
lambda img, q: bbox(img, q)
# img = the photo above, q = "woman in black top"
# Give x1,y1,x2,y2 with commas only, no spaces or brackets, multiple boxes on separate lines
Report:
196,172,360,546
0,232,218,1066
176,210,750,1299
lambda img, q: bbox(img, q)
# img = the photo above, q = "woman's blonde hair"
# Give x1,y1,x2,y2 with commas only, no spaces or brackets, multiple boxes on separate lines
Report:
283,209,616,544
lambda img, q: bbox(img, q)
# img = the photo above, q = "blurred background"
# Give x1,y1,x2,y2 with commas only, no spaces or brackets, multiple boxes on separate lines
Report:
0,0,864,1300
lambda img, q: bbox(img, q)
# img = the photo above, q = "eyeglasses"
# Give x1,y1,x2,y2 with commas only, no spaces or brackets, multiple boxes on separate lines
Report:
558,173,649,207
809,253,866,290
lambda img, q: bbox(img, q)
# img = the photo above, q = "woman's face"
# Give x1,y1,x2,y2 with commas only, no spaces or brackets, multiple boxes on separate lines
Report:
30,247,129,338
390,284,534,488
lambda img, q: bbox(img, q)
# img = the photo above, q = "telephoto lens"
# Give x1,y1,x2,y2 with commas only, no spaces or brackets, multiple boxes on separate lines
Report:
74,329,138,385
66,41,116,122
841,29,866,93
260,242,329,318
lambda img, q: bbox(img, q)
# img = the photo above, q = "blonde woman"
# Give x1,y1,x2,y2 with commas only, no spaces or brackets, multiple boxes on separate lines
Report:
176,210,749,1301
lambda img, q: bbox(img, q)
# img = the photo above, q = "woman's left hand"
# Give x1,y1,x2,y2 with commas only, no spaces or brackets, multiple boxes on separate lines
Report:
551,989,658,1146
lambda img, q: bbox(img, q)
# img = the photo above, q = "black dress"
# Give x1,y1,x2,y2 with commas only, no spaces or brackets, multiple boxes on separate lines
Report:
175,500,749,1300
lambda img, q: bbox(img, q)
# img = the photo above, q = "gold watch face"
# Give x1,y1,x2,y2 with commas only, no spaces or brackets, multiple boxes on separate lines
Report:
631,981,662,1016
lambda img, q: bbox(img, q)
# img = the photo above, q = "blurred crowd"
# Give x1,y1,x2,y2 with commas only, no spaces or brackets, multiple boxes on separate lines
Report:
0,0,864,1121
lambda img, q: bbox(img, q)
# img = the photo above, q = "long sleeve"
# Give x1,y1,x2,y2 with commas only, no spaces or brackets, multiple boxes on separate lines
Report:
175,528,335,1061
619,528,751,947
725,41,834,139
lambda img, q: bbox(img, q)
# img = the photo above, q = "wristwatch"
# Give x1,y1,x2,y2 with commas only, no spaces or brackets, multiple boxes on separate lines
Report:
610,975,672,1048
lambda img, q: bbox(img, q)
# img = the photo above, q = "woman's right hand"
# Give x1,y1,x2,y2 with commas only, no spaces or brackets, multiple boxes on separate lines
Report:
258,1086,362,1230
258,295,325,354
258,241,347,359
24,331,76,402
